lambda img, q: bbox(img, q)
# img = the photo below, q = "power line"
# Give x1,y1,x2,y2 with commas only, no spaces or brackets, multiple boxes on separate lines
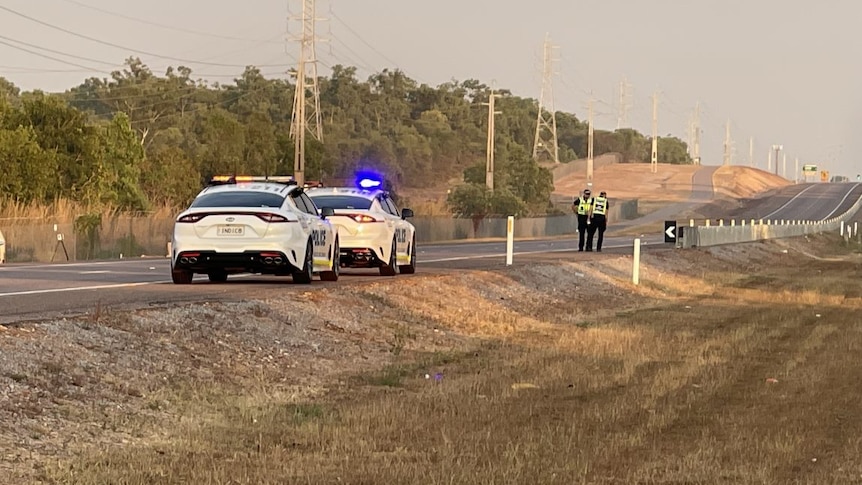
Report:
0,37,101,72
0,5,289,69
329,10,400,68
0,34,119,67
56,0,282,44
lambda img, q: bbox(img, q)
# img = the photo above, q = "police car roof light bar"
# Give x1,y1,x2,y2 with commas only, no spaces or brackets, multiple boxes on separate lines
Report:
208,175,297,186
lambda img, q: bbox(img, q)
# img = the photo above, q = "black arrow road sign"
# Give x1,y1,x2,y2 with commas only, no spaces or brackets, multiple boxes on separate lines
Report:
664,221,676,243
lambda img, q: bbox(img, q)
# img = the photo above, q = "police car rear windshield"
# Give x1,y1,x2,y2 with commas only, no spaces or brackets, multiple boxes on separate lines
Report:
190,191,285,208
308,195,372,210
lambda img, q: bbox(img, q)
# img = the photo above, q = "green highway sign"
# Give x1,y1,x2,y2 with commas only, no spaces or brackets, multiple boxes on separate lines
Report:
802,164,817,172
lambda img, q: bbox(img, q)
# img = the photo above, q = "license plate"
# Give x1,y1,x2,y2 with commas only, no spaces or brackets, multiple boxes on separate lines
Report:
217,225,244,236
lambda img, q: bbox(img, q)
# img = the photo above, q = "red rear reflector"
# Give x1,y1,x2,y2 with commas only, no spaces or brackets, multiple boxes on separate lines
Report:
180,252,200,257
177,214,206,223
260,252,281,257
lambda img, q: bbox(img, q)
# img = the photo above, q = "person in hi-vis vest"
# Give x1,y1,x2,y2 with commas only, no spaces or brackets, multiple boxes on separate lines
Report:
587,191,609,252
572,188,594,251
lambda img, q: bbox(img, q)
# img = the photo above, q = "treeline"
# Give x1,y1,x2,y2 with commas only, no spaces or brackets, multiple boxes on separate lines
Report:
0,57,691,214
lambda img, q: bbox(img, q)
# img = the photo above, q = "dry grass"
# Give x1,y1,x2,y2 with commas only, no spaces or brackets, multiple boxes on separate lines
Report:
0,199,178,261
33,234,862,484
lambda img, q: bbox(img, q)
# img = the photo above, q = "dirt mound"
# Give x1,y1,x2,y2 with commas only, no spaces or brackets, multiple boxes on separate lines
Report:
554,163,702,201
712,165,791,198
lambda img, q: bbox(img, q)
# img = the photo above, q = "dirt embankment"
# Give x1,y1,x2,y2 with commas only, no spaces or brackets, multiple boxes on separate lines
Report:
3,234,862,483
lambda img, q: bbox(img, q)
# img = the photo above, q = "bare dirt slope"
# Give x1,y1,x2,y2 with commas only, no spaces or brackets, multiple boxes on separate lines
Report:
712,165,792,198
554,162,791,202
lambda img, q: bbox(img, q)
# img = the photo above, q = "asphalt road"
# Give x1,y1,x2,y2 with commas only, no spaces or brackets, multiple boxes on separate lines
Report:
0,234,667,324
729,182,862,221
2,172,860,324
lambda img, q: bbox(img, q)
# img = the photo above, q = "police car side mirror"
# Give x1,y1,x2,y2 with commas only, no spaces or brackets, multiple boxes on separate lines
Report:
401,208,414,219
320,207,335,219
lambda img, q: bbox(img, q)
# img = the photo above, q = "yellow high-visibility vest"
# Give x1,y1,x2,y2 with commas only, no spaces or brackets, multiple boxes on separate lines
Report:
577,197,593,215
592,196,608,215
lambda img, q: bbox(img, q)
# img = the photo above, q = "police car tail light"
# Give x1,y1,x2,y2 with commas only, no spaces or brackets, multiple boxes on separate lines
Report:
177,213,207,223
255,213,290,223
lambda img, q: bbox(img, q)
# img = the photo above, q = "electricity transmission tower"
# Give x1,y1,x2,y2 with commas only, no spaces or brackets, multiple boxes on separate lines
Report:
532,33,559,164
616,77,633,129
483,90,502,190
650,91,658,173
289,0,324,186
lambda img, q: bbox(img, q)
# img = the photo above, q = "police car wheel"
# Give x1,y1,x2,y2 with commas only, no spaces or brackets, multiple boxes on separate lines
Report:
398,235,416,274
379,239,397,276
292,241,314,284
320,238,339,282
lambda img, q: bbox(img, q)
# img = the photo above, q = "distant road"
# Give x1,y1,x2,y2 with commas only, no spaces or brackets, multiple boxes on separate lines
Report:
729,182,862,222
613,165,718,230
3,175,860,325
0,235,668,324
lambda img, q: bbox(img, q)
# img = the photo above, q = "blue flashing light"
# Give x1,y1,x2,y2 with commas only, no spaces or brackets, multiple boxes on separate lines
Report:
358,178,382,189
355,170,384,190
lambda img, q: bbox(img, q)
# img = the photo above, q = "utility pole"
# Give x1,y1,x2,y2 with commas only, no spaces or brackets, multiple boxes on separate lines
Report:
782,153,787,179
289,0,324,186
587,96,594,185
749,136,754,167
772,144,782,176
532,33,559,164
767,148,772,172
723,120,732,166
483,90,502,190
692,102,701,164
794,156,799,183
616,77,632,130
650,91,658,173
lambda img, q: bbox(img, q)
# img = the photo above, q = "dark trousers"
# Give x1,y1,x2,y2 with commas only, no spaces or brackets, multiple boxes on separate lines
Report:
587,214,607,251
577,214,589,250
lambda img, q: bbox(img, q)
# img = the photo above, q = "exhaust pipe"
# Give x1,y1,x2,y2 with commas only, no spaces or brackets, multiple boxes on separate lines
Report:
264,257,273,264
188,257,198,264
180,257,189,264
274,257,283,264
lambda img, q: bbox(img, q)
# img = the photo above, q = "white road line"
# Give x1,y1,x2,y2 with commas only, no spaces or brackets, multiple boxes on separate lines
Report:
760,184,819,220
78,270,111,274
0,259,166,271
0,281,168,297
822,183,862,220
0,241,662,296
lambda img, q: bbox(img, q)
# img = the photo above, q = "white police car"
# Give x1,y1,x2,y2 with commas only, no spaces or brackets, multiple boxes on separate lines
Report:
306,175,416,275
171,175,339,284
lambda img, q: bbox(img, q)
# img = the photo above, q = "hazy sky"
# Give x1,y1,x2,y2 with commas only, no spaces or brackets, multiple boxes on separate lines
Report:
1,0,860,179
